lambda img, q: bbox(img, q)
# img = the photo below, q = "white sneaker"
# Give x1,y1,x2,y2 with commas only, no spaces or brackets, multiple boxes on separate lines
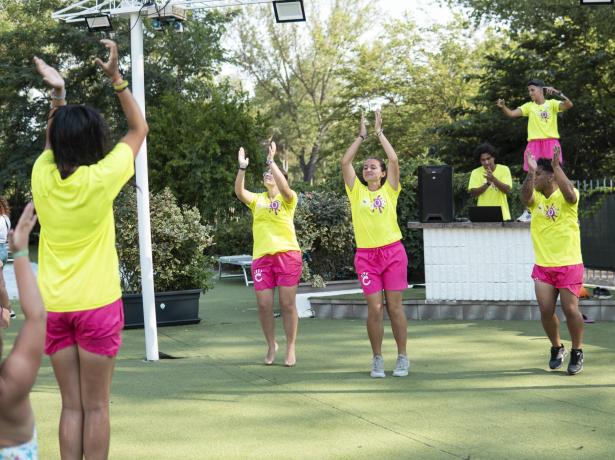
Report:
370,355,385,378
516,209,532,222
392,354,410,377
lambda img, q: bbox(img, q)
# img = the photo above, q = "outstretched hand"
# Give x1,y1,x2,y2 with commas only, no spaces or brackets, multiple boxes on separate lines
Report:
238,147,249,169
359,113,367,139
94,39,121,81
551,145,561,169
9,202,37,253
496,99,505,108
33,57,65,90
525,150,537,173
268,140,276,162
374,109,382,132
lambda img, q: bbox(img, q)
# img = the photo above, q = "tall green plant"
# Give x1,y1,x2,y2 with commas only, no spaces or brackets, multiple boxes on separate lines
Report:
114,185,215,294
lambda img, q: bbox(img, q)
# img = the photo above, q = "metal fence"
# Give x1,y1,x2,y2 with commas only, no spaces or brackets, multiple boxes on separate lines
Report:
576,178,615,275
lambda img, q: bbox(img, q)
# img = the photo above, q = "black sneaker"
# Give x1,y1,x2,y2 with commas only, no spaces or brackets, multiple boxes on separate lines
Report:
549,345,567,370
567,349,584,375
593,287,612,299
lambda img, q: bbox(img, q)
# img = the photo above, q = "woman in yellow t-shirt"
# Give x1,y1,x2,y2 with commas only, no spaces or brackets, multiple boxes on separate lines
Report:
32,40,148,459
341,110,409,379
234,141,302,367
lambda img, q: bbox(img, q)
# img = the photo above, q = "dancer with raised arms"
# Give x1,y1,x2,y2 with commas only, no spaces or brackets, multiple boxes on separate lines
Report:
341,110,409,378
32,39,148,458
234,141,302,367
521,147,585,375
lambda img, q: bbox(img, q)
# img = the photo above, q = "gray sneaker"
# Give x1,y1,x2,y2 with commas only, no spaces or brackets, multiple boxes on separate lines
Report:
370,355,385,378
392,354,410,377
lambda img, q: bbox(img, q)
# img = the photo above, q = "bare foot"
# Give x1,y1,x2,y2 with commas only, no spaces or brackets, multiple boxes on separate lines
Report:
284,348,296,367
264,342,278,365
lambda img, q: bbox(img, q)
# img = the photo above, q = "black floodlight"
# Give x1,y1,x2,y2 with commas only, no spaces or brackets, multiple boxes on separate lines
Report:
272,0,306,23
580,0,613,4
84,14,112,31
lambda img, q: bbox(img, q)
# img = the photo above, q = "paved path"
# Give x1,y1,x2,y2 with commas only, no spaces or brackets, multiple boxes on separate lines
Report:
3,262,38,300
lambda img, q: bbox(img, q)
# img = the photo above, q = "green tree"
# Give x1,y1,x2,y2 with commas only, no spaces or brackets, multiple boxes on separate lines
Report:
438,0,615,177
233,0,370,183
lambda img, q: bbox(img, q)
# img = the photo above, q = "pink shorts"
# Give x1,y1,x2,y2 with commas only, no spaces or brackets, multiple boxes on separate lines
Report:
45,298,124,357
355,241,408,295
251,251,302,291
523,138,562,171
531,263,584,297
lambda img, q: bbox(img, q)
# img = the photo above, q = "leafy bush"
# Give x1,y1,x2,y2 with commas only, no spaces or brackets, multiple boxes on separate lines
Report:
114,185,215,294
209,207,254,257
295,191,356,284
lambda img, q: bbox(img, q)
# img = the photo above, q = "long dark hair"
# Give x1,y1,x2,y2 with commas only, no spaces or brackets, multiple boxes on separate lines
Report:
49,105,111,179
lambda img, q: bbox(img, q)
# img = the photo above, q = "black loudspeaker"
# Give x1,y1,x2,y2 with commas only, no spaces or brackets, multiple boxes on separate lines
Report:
418,165,454,222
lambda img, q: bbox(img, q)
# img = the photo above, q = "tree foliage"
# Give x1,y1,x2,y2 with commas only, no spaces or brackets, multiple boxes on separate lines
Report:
233,0,370,183
438,0,615,178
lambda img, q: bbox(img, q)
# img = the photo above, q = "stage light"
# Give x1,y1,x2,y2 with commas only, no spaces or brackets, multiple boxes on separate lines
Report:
84,14,112,31
580,0,613,5
272,0,306,23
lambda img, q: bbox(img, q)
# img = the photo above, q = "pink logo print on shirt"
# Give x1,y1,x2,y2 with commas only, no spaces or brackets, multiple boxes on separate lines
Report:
269,199,281,215
371,195,386,213
544,203,559,221
539,110,550,122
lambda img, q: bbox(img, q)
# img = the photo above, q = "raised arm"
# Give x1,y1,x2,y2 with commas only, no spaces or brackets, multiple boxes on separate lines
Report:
0,203,45,399
521,151,537,207
374,109,399,190
234,147,255,205
33,57,66,150
267,141,294,202
551,146,576,203
545,86,573,112
95,39,148,158
496,99,522,118
341,114,366,189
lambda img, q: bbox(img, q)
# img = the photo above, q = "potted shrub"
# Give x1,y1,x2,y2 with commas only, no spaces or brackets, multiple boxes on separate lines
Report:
114,185,215,328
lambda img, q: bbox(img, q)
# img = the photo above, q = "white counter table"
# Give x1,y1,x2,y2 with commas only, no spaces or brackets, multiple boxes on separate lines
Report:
409,221,535,301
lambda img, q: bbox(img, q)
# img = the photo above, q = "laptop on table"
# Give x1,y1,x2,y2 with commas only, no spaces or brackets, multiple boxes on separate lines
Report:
468,206,504,222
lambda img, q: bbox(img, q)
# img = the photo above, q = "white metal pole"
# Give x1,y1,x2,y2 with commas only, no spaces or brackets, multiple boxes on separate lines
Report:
130,12,159,361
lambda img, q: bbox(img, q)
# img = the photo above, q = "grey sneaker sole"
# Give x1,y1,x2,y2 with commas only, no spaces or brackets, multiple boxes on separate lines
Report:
370,371,385,378
392,370,408,377
567,365,583,375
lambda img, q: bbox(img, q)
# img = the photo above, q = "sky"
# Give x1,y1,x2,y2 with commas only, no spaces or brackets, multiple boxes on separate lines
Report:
220,0,457,87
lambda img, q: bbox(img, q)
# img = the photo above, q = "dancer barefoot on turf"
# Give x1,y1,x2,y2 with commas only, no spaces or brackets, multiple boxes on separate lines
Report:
234,141,302,367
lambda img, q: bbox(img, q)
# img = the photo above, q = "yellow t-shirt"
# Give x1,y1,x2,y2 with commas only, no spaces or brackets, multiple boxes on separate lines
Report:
345,180,402,249
248,191,301,259
31,143,134,312
467,164,512,221
519,99,562,140
528,188,582,267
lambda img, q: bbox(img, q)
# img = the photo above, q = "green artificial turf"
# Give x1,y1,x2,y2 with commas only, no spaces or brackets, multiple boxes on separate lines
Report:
4,278,615,459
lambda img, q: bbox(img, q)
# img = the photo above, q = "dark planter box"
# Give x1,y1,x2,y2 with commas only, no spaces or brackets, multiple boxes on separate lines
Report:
122,289,202,329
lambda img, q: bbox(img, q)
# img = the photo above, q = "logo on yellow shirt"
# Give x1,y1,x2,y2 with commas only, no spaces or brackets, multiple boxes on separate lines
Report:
538,203,560,221
269,199,281,215
362,195,387,213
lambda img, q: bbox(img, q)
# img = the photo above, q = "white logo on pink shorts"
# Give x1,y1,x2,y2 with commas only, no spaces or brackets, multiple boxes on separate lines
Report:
360,272,371,286
254,269,263,283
